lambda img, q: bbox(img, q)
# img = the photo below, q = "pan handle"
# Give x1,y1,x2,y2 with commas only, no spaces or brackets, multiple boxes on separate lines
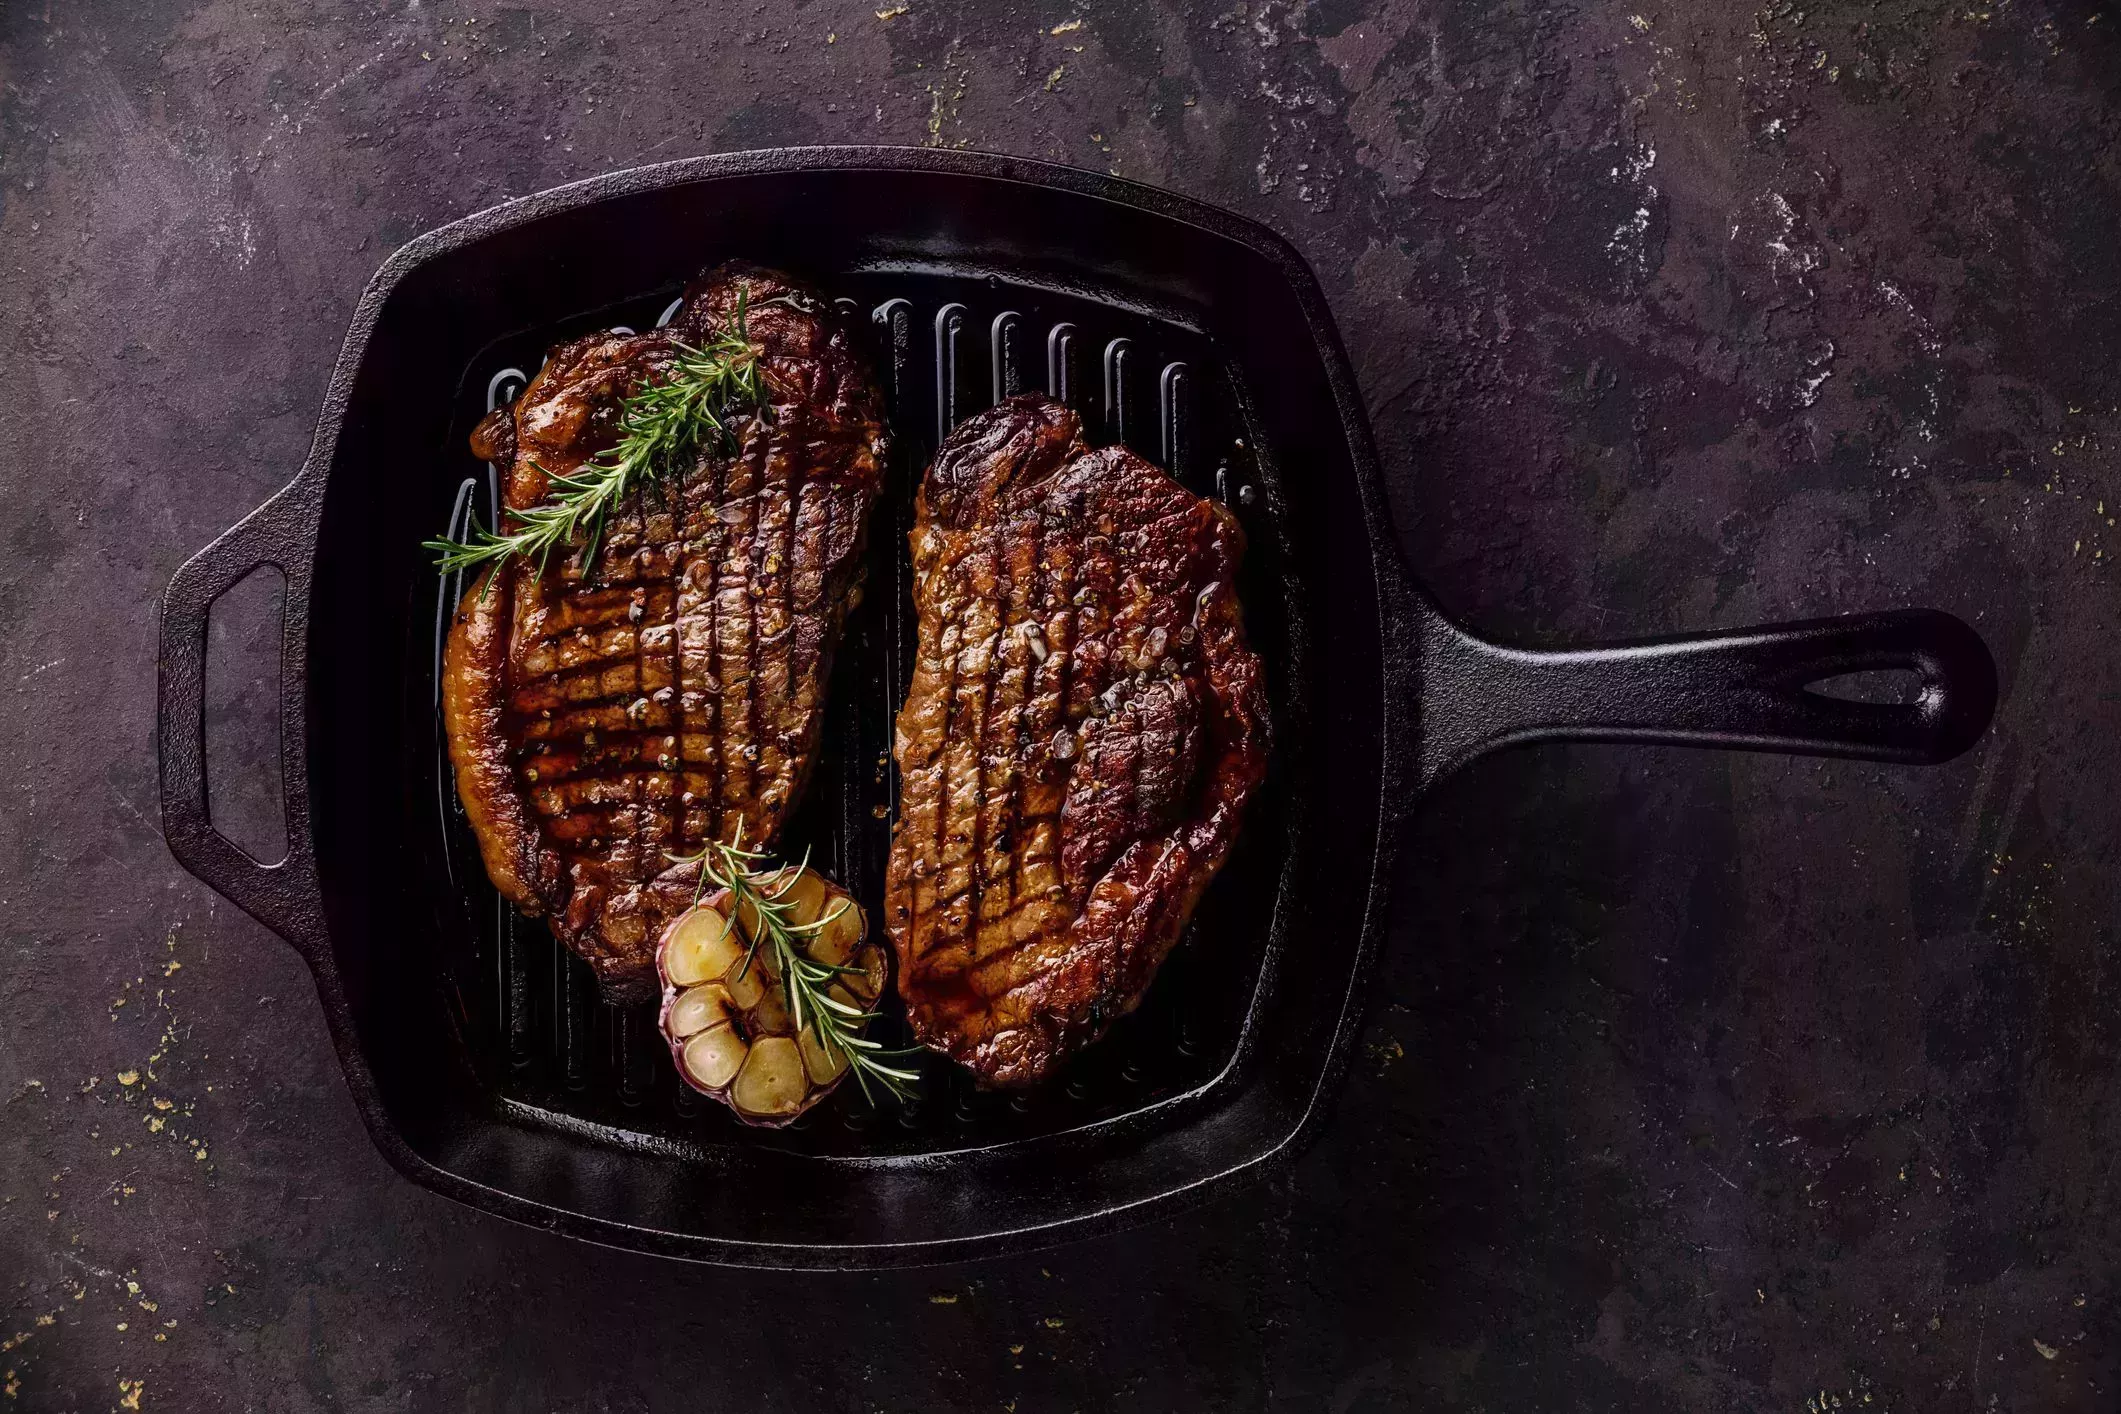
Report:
1413,603,1998,791
156,478,327,957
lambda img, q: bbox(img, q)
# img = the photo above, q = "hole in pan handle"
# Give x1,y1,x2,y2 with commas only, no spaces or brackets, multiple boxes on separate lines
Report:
1410,599,1999,792
157,474,327,958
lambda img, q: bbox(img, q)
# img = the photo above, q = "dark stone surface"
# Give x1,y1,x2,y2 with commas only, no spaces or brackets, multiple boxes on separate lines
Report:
3,0,2118,1407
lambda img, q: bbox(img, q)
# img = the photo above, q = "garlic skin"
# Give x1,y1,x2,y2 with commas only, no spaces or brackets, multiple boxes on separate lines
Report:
654,866,887,1127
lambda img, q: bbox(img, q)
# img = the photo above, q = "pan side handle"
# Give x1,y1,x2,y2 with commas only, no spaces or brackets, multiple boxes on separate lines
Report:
1412,603,1998,792
157,477,327,957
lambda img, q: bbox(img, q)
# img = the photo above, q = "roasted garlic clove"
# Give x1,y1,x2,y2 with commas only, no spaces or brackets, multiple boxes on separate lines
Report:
662,906,741,986
682,1024,747,1090
798,1025,851,1085
849,943,887,1003
736,866,827,940
655,865,887,1127
723,956,769,1010
748,975,794,1035
667,982,735,1038
811,898,864,967
731,1036,808,1119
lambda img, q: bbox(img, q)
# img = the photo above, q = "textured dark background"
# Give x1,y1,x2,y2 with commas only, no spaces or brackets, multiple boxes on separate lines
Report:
3,0,2118,1409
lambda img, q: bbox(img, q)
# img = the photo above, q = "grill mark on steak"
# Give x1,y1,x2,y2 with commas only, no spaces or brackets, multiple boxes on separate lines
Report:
690,451,725,846
442,263,887,1002
997,513,1043,916
885,394,1270,1087
661,474,685,859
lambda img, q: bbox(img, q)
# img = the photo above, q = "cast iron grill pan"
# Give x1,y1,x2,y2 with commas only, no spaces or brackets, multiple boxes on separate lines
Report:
156,149,1997,1265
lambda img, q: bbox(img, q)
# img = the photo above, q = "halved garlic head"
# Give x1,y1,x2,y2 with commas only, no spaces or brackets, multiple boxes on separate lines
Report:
655,865,890,1127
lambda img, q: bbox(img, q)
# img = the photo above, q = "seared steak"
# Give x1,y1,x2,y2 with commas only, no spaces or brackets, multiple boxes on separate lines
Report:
885,395,1270,1086
442,264,887,1002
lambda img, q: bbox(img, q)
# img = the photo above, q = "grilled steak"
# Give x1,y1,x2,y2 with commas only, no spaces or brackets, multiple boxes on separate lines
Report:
442,264,887,1002
885,394,1271,1087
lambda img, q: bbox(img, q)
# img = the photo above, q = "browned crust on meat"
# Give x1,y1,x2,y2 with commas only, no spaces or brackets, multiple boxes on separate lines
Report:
440,263,887,1002
443,558,544,912
884,394,1271,1086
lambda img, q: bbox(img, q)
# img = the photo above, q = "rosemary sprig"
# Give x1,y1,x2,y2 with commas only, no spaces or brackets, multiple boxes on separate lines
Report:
672,827,923,1105
425,287,770,580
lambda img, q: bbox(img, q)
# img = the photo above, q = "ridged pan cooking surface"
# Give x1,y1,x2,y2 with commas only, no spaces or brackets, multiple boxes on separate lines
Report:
416,267,1295,1157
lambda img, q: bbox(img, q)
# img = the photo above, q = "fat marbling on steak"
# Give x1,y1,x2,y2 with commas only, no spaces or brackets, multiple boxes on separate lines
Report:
885,394,1271,1087
443,263,887,1003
